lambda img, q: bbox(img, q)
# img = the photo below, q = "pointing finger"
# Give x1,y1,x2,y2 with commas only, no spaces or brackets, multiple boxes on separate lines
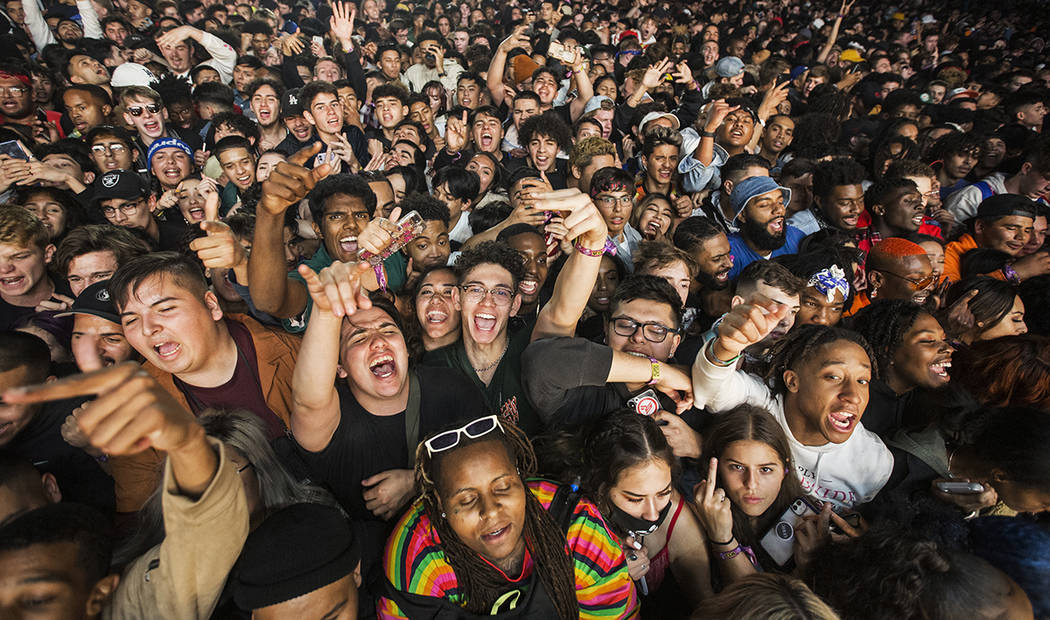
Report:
3,362,139,405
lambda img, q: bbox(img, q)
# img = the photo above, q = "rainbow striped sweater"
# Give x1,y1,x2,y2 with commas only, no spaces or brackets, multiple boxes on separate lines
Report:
378,479,639,619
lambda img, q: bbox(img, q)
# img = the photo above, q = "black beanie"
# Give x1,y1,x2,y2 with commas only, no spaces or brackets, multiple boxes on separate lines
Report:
234,503,358,610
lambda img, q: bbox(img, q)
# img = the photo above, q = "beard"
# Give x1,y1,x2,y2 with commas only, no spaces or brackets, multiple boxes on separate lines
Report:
697,269,731,291
741,216,786,252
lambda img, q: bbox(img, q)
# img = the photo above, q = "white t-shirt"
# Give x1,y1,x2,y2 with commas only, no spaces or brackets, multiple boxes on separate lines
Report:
692,342,894,510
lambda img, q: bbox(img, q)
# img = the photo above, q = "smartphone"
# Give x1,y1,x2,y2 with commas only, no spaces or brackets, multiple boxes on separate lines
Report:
313,149,340,169
358,211,426,266
548,41,576,64
0,140,29,161
934,481,985,494
776,73,791,86
312,35,324,47
759,497,821,566
627,389,660,416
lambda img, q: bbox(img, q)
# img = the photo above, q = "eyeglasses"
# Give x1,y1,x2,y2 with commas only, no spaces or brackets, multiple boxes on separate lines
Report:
610,316,679,343
126,104,160,116
91,144,128,155
594,194,634,208
237,461,254,474
874,270,936,291
100,200,143,217
460,284,515,305
425,415,504,456
0,85,28,96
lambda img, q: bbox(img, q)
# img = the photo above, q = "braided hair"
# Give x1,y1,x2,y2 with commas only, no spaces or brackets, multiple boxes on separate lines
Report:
414,420,579,619
765,324,877,393
847,300,928,378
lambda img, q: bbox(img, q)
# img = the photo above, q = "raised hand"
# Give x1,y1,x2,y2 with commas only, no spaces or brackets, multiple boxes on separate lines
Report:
445,110,469,153
329,1,356,47
2,363,201,457
198,177,221,221
498,24,530,54
712,293,791,362
34,293,75,313
156,24,199,51
653,410,702,458
528,188,608,250
694,458,735,544
259,143,333,215
362,468,415,520
672,60,696,89
703,99,740,133
758,80,790,121
642,57,673,90
358,205,402,257
298,259,373,318
189,221,247,271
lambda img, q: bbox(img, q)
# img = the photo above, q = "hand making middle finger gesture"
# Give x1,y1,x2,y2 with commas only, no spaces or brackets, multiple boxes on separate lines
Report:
694,457,735,544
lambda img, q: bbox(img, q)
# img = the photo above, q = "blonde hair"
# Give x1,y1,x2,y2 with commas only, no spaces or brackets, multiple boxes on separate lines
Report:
691,574,840,620
0,206,49,251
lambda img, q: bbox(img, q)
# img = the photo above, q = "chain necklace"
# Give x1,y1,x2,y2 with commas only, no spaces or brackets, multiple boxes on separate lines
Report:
472,341,509,374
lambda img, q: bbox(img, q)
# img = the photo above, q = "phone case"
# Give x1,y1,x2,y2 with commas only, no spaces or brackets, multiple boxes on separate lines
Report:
759,497,820,566
358,211,426,266
627,389,660,416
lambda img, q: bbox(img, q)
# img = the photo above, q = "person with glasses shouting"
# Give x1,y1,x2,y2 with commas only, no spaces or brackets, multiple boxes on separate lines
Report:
91,169,188,251
425,186,610,437
118,85,205,171
290,254,487,606
378,415,637,619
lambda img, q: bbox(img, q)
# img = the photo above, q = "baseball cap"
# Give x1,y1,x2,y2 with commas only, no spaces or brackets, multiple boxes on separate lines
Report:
715,56,745,78
281,88,304,118
56,281,119,324
93,169,150,203
110,63,157,88
730,176,792,222
840,49,864,63
976,194,1038,220
146,138,193,170
583,95,615,114
639,111,681,132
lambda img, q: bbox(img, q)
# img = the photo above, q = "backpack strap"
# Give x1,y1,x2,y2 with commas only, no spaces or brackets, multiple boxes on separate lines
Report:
404,369,422,468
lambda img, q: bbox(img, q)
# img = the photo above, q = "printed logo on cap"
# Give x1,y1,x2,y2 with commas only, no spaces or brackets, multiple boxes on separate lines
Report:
634,395,659,416
102,172,119,188
96,288,110,302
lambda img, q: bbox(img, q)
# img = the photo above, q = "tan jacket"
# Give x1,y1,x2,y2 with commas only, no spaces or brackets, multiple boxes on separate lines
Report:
109,314,300,513
105,439,249,619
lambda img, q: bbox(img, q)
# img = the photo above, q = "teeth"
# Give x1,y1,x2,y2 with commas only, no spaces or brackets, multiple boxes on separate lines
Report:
340,236,356,243
477,313,495,320
426,310,447,322
369,354,394,368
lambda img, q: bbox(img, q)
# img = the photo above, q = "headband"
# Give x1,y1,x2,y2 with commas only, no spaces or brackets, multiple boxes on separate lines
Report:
807,265,850,303
0,71,31,87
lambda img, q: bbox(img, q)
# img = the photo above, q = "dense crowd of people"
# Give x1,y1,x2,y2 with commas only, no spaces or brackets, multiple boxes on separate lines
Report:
1,0,1050,616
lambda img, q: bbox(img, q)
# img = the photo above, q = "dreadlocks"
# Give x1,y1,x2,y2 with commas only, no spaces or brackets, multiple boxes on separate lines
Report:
847,300,927,377
765,324,877,392
414,421,579,620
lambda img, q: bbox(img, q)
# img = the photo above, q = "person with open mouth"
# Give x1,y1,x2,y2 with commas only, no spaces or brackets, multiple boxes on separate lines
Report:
726,176,806,281
850,300,955,438
521,113,571,190
0,207,64,336
854,178,932,252
499,225,549,319
147,137,194,193
379,415,637,619
859,238,936,312
413,266,461,351
693,295,894,513
289,258,487,589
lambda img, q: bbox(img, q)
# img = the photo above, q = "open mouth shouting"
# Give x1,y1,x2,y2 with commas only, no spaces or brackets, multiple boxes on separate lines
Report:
161,165,183,184
473,312,498,333
338,236,358,256
768,217,784,234
929,359,951,381
478,131,494,150
368,353,396,379
152,341,181,362
827,409,857,436
187,206,205,221
518,278,538,298
0,274,27,292
142,119,161,135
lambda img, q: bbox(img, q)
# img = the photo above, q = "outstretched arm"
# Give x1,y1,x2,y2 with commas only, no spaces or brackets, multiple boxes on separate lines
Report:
488,25,529,109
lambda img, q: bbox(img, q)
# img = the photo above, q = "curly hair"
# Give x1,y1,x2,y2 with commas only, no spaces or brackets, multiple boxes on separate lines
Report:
765,324,876,393
414,420,578,619
805,529,1022,620
453,240,527,289
306,174,378,223
847,300,928,378
519,111,572,153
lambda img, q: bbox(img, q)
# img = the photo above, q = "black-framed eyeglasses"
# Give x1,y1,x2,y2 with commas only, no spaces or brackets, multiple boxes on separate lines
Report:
610,316,679,343
873,269,936,291
237,462,254,474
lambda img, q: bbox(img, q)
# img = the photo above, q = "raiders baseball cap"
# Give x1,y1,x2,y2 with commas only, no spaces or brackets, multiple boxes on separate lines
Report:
92,169,149,204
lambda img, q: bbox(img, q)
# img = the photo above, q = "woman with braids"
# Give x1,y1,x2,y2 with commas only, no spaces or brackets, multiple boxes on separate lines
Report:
378,416,638,619
691,295,894,513
848,300,954,438
540,410,713,618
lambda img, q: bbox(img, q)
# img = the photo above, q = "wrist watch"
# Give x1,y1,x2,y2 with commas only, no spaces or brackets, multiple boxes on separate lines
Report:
646,357,660,386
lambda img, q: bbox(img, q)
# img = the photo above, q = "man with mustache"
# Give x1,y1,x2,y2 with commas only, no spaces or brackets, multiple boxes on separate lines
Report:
726,176,806,281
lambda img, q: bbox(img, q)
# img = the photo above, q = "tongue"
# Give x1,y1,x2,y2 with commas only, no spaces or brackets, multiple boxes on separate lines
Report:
475,316,497,331
339,240,358,254
157,342,178,356
371,361,395,377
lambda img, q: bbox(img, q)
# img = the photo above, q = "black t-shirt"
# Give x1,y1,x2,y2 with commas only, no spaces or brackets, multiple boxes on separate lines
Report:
295,365,488,590
8,397,115,518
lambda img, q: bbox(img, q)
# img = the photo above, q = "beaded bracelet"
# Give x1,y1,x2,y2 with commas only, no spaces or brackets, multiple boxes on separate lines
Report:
573,238,618,257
